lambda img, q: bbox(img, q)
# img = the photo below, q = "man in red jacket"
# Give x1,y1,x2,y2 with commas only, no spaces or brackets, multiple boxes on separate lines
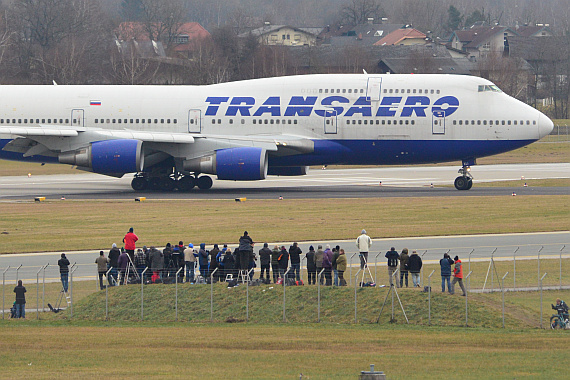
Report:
123,227,138,261
451,255,466,296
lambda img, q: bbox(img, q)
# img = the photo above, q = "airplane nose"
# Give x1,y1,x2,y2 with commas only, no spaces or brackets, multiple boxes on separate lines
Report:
537,113,554,139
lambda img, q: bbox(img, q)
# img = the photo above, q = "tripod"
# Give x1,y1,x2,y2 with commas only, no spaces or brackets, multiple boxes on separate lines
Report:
377,270,409,324
48,285,70,313
482,255,500,292
358,253,375,286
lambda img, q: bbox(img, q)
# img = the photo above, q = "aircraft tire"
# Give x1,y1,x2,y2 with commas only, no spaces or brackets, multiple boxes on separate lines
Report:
454,176,469,190
159,177,176,191
466,178,473,190
131,177,148,191
178,176,196,191
197,176,213,190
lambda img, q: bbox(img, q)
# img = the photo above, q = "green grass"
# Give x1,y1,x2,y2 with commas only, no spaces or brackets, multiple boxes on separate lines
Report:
0,196,568,254
475,178,570,187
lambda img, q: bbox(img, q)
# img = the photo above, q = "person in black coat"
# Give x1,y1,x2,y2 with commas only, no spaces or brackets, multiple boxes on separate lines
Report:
258,243,272,281
305,246,317,285
108,243,121,286
13,280,26,318
238,231,254,272
407,250,423,287
57,253,70,292
288,242,302,281
278,246,289,280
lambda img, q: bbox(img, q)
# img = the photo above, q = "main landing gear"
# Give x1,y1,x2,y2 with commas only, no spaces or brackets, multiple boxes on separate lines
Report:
454,165,473,190
131,173,213,192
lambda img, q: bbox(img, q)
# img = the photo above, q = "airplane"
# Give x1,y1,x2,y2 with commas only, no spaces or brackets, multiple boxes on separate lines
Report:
0,73,553,191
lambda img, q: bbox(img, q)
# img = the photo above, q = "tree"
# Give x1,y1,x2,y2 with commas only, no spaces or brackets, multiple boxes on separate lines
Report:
340,0,385,26
139,0,188,50
465,8,488,28
121,0,144,21
446,5,463,33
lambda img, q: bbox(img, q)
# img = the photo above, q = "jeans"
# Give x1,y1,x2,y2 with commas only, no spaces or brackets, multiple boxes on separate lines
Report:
15,303,25,318
291,263,301,281
441,275,451,292
324,268,332,286
333,269,339,286
199,264,208,279
185,261,195,282
412,272,420,287
400,270,408,287
60,272,69,292
307,269,316,285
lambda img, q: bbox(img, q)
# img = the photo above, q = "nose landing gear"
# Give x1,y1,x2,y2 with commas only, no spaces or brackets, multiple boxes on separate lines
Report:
454,165,473,190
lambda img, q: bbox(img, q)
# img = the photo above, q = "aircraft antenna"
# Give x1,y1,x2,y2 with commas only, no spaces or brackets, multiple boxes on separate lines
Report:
362,69,368,75
52,80,58,85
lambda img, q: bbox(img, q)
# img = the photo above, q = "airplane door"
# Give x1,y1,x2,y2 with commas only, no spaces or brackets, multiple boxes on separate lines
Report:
71,109,84,127
324,110,337,134
188,109,201,133
366,77,382,101
432,110,445,135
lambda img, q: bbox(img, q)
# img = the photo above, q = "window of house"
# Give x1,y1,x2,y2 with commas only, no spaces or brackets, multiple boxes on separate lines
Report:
294,34,300,41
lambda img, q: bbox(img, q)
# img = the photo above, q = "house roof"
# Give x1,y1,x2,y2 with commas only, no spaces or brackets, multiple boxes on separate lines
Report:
514,25,553,37
238,25,323,38
451,26,516,48
116,22,210,42
114,39,166,58
374,28,426,46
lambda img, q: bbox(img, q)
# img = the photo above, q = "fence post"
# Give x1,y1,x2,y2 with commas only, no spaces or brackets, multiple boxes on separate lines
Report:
1,266,9,319
247,268,253,322
105,267,112,321
560,245,566,290
140,267,148,321
15,264,22,282
428,270,435,325
513,247,518,290
538,246,543,288
490,248,496,291
317,268,324,322
36,266,44,320
349,253,358,286
175,267,183,321
374,252,382,284
501,272,509,328
301,256,306,283
465,271,472,327
354,269,362,323
283,268,291,322
210,267,218,323
540,272,547,329
420,250,428,287
69,266,77,318
468,249,474,290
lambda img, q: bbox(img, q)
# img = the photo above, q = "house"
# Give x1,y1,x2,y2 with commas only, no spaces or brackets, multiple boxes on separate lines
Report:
116,22,210,57
449,25,518,59
324,23,409,47
514,24,554,37
373,28,427,46
239,24,322,46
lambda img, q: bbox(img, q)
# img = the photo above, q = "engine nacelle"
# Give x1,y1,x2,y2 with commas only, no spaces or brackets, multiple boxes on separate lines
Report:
268,166,309,176
59,139,144,175
184,147,268,181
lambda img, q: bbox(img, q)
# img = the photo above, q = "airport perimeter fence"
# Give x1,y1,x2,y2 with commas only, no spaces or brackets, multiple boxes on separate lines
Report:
1,244,569,328
543,124,570,142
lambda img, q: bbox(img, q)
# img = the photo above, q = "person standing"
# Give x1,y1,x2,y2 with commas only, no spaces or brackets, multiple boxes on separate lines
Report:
439,253,454,293
356,229,372,269
198,243,209,279
259,243,272,281
289,242,302,281
118,249,129,285
238,231,254,272
184,243,196,283
123,227,138,261
58,253,70,292
108,243,121,286
332,246,340,286
209,244,220,279
278,246,289,280
271,245,280,283
305,246,317,285
13,280,26,318
315,245,324,285
322,245,333,286
336,249,348,286
149,246,163,283
399,248,410,288
135,248,147,279
408,250,422,287
385,247,399,287
95,251,108,290
451,255,466,296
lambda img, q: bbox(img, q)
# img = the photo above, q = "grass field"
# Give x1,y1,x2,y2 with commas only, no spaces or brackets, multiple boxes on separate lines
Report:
0,196,568,254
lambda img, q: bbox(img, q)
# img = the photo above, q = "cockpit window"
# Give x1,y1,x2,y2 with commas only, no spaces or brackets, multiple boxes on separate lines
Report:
478,84,503,93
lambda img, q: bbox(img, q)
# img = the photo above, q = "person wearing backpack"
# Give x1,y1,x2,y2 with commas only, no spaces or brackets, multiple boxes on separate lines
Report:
385,247,400,287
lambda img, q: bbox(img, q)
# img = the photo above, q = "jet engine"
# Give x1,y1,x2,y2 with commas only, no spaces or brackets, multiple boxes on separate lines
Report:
184,147,268,181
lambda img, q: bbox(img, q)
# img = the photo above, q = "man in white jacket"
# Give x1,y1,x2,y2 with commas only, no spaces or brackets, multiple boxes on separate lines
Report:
356,229,372,269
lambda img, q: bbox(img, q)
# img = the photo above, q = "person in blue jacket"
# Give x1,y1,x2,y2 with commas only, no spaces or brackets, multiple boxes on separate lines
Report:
439,253,455,293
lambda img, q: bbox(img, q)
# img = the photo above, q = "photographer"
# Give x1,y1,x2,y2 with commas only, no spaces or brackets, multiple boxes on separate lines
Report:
552,299,569,320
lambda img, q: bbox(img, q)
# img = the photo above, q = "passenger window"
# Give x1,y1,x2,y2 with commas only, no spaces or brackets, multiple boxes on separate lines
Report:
489,120,493,125
241,119,245,124
294,120,297,124
264,119,268,124
48,119,51,123
348,89,352,93
411,120,415,125
230,119,234,124
418,89,422,94
399,120,403,125
42,119,45,123
387,120,391,125
253,119,256,124
413,89,416,94
507,120,511,125
212,119,216,124
276,120,279,124
325,89,328,93
190,119,194,124
147,119,151,123
459,120,463,125
131,119,134,123
502,120,505,125
430,90,434,94
319,89,323,93
483,120,487,125
407,89,410,93
336,89,340,93
405,120,409,125
453,120,457,125
358,120,361,125
382,120,385,125
65,119,69,124
95,119,98,124
270,119,274,124
533,121,536,125
160,119,164,123
436,90,440,94
342,89,346,93
389,89,393,93
136,119,139,123
395,89,398,93
360,89,364,93
288,120,291,124
118,119,122,123
174,119,177,123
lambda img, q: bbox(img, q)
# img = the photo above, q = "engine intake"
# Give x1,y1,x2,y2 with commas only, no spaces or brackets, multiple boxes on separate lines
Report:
59,139,143,175
184,147,268,181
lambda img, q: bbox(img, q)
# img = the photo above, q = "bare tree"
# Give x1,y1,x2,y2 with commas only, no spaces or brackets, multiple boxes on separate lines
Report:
340,0,385,26
139,0,187,50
